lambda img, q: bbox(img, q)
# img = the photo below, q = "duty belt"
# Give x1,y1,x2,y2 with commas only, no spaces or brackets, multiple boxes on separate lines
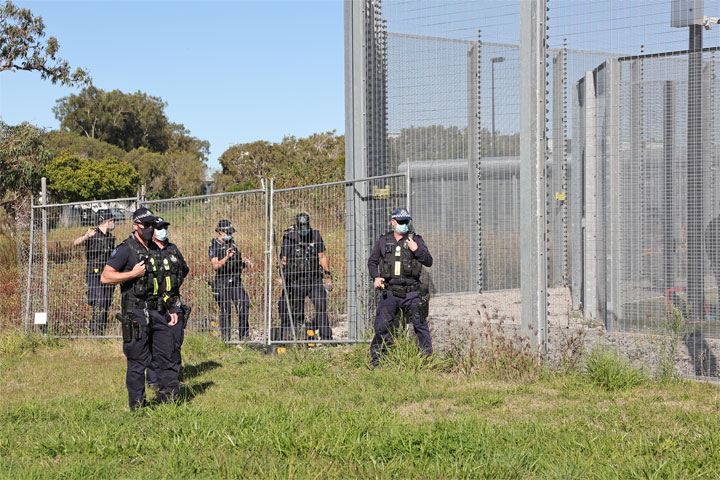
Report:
132,299,165,312
387,284,418,298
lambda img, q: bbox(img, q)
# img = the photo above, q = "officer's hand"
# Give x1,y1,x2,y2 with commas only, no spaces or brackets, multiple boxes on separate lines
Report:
131,261,146,278
168,312,179,326
226,249,236,259
244,258,253,268
86,228,97,238
406,236,418,252
374,277,385,289
281,257,286,267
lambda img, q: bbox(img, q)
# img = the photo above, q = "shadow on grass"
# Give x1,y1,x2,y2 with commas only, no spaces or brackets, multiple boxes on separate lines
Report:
179,381,215,403
180,360,222,381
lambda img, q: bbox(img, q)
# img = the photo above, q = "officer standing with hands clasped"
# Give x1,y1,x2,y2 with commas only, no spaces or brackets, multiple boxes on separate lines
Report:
146,217,190,389
74,212,116,335
209,220,252,342
101,207,180,410
367,208,433,367
278,213,333,341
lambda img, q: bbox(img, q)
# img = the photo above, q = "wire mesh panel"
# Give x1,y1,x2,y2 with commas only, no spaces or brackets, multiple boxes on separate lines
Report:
25,198,139,337
271,174,408,344
551,0,720,378
143,189,268,344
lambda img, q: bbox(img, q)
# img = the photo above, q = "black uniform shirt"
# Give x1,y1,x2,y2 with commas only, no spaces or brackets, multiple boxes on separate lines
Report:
367,231,433,286
86,229,115,275
106,234,160,295
208,238,244,276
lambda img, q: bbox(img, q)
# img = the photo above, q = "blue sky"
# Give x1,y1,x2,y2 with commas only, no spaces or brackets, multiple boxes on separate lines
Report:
0,0,345,172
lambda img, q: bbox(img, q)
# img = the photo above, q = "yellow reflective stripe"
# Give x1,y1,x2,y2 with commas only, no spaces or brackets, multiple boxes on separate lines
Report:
166,276,171,291
153,278,158,295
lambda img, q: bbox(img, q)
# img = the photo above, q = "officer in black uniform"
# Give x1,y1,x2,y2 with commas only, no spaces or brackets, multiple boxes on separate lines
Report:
73,212,117,335
146,217,190,388
367,208,433,367
208,220,252,341
101,207,180,410
278,213,333,341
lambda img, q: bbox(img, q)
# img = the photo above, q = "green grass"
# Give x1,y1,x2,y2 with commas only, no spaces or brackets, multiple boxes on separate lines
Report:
1,332,720,479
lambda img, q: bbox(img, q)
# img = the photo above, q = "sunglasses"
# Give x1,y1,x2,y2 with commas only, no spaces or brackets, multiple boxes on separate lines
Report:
396,219,410,225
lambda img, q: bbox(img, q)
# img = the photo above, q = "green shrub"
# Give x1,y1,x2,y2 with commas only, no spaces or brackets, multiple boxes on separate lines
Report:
585,346,645,391
380,329,447,373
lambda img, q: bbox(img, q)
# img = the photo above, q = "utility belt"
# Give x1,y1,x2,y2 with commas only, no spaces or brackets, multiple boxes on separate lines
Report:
385,283,419,298
131,298,166,312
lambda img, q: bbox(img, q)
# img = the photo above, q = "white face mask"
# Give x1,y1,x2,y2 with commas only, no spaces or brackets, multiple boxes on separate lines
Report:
155,229,168,242
394,223,409,234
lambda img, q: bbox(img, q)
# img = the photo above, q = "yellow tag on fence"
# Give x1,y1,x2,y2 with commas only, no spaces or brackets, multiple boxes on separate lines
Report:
555,191,566,201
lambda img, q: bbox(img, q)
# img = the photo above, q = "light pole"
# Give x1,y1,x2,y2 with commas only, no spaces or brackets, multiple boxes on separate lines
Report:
491,56,505,157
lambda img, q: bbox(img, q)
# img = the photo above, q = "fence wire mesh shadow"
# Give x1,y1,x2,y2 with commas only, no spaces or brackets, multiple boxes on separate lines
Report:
21,174,408,346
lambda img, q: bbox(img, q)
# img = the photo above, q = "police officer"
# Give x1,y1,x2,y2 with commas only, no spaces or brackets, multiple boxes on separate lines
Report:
278,213,333,341
367,208,433,367
74,212,116,335
146,217,189,389
101,207,180,410
209,220,252,341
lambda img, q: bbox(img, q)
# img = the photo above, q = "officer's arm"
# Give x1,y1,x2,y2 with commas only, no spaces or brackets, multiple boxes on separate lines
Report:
367,238,383,278
412,236,433,267
318,252,330,274
101,264,143,285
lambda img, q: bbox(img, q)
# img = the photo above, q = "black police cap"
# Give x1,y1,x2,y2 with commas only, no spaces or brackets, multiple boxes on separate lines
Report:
216,219,236,234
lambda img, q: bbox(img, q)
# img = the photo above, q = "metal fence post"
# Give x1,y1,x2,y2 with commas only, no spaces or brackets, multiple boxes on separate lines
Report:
41,177,48,317
24,196,35,332
264,178,272,346
519,0,548,352
582,71,600,324
607,59,622,330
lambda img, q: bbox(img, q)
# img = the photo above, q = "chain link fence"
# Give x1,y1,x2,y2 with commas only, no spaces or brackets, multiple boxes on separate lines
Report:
20,174,407,345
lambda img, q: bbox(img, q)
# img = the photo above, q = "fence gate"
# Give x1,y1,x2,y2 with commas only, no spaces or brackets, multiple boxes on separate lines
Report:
23,174,408,345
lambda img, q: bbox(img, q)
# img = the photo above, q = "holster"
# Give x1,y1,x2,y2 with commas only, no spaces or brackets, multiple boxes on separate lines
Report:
180,304,192,328
116,313,134,343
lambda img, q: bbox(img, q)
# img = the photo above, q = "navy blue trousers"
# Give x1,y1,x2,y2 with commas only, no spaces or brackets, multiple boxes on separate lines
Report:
146,315,185,387
278,279,332,340
86,273,115,335
370,290,432,366
215,278,250,341
122,308,180,410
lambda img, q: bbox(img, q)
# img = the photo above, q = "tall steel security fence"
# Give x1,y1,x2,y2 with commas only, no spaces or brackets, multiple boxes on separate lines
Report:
346,0,720,378
21,174,407,345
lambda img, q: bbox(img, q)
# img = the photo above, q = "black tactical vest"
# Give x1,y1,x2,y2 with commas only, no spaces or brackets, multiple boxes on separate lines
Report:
378,231,423,281
159,243,185,296
121,235,164,305
86,229,115,275
285,229,322,278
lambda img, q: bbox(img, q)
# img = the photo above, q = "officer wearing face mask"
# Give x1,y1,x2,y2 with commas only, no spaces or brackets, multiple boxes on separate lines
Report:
367,208,433,367
101,207,180,410
208,220,252,341
146,217,190,390
73,212,117,335
278,213,333,341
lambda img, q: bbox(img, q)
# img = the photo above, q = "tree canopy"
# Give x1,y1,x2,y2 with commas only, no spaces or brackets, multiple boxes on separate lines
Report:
45,152,140,203
53,86,171,152
0,121,53,203
0,0,89,86
214,131,345,192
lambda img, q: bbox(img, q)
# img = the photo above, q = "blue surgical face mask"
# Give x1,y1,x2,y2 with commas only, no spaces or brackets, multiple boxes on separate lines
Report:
224,234,233,242
155,229,168,242
108,223,116,232
299,228,311,236
394,223,409,234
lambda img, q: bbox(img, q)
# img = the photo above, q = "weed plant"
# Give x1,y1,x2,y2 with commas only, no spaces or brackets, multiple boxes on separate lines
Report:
585,345,646,391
